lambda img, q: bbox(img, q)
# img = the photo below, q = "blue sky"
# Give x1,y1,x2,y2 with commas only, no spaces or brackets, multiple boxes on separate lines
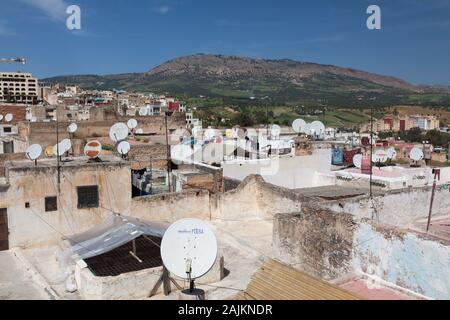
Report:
1,0,449,85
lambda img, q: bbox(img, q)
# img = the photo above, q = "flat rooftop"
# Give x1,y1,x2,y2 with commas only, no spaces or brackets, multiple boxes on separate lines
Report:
294,185,372,200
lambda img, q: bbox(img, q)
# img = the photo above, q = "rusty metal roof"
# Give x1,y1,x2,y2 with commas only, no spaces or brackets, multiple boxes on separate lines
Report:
233,259,362,300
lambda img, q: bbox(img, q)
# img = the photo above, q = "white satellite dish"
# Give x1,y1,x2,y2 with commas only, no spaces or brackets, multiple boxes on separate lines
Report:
5,113,13,122
26,144,42,162
311,121,325,136
303,123,313,135
109,123,129,142
373,149,388,163
135,128,144,134
67,123,78,133
127,119,138,130
270,124,281,137
410,147,424,161
26,113,32,121
204,129,217,140
171,144,194,162
117,141,131,155
292,119,306,133
161,218,218,287
53,144,65,157
387,147,397,160
31,116,37,122
60,139,72,153
0,115,3,121
353,154,363,169
138,107,148,116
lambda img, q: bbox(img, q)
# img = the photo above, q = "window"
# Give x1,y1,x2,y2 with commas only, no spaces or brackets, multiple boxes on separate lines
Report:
3,127,12,133
77,186,99,209
45,197,57,212
3,141,14,154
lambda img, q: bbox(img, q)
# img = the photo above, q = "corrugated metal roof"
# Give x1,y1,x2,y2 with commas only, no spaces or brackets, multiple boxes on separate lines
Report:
233,259,362,300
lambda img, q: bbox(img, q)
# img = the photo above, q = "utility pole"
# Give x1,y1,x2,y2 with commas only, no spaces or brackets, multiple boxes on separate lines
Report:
370,105,373,198
165,112,172,193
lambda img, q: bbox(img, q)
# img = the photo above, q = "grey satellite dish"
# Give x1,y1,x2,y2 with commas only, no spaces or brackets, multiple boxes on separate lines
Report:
353,154,363,169
117,141,131,156
292,119,306,133
127,119,138,130
109,123,129,142
160,218,218,293
135,128,144,134
387,147,397,160
26,144,42,164
5,113,13,122
138,107,148,116
67,123,78,133
410,147,424,161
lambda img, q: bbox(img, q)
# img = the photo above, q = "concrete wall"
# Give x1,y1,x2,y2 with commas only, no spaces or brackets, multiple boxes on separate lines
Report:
221,148,333,189
323,186,450,228
1,158,131,248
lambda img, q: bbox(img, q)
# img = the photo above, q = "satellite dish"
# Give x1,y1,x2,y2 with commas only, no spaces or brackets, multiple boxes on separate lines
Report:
353,154,363,169
303,123,313,135
60,139,72,154
44,145,54,157
361,137,370,147
410,147,424,161
0,115,3,121
26,144,42,161
109,123,129,142
135,128,144,134
161,218,218,282
292,119,306,133
204,129,217,140
53,143,65,157
138,107,148,116
5,113,13,122
127,119,138,129
84,140,102,159
31,116,37,122
171,144,194,162
67,123,78,133
270,124,281,137
26,114,32,121
310,121,325,135
387,147,397,160
373,149,388,163
117,141,131,155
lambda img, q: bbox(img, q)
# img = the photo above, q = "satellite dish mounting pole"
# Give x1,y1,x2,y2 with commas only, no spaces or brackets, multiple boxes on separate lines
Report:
369,103,374,199
56,110,61,193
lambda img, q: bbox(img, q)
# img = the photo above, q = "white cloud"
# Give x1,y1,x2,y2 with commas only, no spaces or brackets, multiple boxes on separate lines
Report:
20,0,68,22
154,5,172,14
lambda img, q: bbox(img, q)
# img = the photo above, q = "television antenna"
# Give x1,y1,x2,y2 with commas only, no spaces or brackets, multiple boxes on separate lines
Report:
84,140,102,160
292,119,306,133
117,141,130,158
5,113,13,122
160,218,218,294
109,123,129,142
353,154,363,169
26,144,42,165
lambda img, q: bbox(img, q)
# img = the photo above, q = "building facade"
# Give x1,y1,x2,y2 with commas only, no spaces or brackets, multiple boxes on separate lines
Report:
0,72,38,104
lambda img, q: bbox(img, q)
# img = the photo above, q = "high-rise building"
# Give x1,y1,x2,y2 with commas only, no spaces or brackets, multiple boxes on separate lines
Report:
0,72,38,104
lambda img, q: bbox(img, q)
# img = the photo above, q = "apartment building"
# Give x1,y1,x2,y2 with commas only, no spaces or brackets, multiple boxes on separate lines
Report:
0,72,38,104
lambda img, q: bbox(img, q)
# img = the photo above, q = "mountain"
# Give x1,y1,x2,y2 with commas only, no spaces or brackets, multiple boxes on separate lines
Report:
42,54,450,107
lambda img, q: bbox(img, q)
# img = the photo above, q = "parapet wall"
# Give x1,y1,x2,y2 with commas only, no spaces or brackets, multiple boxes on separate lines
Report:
273,205,450,299
323,185,450,227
